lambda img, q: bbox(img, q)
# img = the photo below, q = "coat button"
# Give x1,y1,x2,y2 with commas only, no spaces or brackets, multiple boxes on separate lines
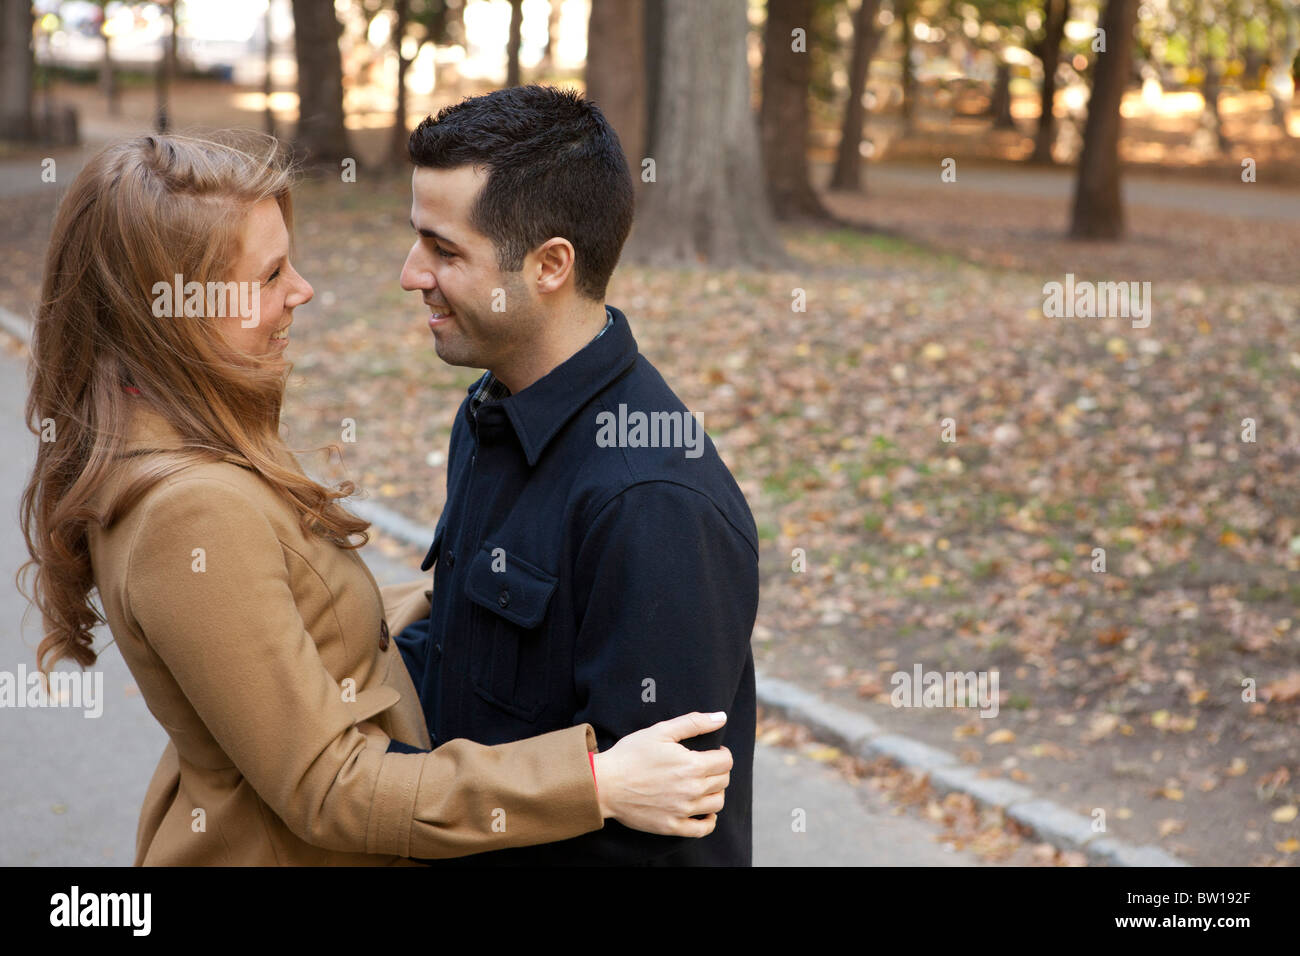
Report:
446,550,455,568
378,619,390,651
498,589,510,608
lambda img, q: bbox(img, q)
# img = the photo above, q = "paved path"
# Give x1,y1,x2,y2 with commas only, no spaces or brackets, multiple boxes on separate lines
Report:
830,159,1300,222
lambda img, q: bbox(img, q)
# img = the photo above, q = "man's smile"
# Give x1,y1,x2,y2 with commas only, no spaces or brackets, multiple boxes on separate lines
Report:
426,301,455,331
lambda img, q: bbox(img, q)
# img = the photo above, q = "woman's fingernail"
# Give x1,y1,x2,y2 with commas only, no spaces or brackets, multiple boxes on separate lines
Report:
709,711,726,722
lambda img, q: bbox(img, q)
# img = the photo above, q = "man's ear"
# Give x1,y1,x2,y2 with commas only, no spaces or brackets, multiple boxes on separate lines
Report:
532,238,576,295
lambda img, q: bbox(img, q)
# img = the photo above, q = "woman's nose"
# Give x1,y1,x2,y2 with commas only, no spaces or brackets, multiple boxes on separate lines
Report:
288,265,313,306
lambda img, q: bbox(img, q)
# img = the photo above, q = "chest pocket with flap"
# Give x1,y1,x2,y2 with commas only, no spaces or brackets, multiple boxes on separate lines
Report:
463,543,557,721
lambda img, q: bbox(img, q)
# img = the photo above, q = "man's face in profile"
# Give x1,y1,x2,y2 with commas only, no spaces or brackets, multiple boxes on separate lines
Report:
400,164,533,372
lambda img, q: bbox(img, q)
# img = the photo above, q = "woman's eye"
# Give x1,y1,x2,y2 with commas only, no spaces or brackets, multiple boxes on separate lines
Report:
267,267,281,282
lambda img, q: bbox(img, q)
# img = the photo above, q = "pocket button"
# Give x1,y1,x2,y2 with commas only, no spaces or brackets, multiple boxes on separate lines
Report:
497,589,511,609
378,619,390,651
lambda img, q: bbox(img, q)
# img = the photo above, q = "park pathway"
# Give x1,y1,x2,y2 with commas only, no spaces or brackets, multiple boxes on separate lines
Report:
825,158,1300,222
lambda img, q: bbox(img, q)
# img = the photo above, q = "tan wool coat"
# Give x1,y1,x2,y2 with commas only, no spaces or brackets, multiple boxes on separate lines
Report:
86,404,604,865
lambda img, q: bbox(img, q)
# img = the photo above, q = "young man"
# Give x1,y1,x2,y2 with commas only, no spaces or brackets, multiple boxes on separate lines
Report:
392,85,759,865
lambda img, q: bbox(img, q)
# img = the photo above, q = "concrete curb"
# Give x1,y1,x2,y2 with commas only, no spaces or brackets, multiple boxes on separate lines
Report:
357,496,1188,867
751,673,1187,867
1,305,1188,866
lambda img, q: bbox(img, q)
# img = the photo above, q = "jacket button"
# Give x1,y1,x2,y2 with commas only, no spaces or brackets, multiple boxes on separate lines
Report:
378,619,390,651
498,589,510,608
446,550,455,568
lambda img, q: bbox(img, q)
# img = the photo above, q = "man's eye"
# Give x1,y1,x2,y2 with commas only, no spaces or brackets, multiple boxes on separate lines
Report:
435,246,455,259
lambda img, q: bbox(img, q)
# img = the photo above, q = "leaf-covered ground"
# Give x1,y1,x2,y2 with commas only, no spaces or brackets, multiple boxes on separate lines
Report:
279,171,1298,866
3,155,1297,865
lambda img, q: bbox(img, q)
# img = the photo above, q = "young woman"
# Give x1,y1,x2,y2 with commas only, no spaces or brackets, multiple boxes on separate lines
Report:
19,132,731,865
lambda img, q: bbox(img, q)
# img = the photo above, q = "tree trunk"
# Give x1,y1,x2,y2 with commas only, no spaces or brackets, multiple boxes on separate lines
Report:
0,0,35,140
1198,0,1229,152
291,0,352,166
100,17,119,116
154,1,177,133
760,0,830,220
586,0,646,189
989,59,1016,128
900,0,916,128
1243,44,1262,88
390,0,412,166
264,0,275,135
1030,0,1069,164
643,0,666,159
506,0,523,87
829,0,882,192
1227,9,1239,83
539,0,561,74
1201,59,1228,151
624,0,783,269
1269,8,1297,137
1069,0,1138,239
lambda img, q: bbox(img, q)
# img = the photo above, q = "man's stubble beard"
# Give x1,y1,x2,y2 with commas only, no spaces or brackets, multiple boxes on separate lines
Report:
433,304,524,376
431,271,535,373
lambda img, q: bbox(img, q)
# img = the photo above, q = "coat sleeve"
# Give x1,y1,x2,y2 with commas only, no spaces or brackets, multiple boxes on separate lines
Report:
124,475,604,860
381,578,433,695
564,480,760,863
379,578,432,638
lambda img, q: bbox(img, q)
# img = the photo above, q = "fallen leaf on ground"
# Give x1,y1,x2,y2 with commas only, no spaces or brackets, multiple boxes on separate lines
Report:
1158,819,1186,838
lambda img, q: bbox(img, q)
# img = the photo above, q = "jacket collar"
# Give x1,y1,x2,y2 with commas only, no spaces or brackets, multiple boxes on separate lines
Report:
120,400,252,470
123,401,184,453
468,305,639,467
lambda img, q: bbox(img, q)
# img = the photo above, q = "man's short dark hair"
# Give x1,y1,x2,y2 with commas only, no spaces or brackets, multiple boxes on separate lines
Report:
408,85,634,302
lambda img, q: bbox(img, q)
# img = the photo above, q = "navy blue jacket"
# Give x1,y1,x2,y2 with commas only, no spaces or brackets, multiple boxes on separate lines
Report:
393,305,759,865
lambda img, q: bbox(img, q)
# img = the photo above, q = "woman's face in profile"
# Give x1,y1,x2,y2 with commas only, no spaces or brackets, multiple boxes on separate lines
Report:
218,197,313,357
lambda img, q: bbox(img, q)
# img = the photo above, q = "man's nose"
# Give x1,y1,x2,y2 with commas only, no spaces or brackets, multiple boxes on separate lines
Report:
400,244,433,291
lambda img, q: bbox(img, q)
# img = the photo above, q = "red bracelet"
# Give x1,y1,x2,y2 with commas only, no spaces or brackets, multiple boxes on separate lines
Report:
588,751,598,795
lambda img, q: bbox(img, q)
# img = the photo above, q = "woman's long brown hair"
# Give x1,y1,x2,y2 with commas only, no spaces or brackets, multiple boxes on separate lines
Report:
19,131,369,674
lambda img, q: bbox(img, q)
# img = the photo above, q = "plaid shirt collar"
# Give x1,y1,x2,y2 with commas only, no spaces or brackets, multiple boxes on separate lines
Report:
470,307,613,413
